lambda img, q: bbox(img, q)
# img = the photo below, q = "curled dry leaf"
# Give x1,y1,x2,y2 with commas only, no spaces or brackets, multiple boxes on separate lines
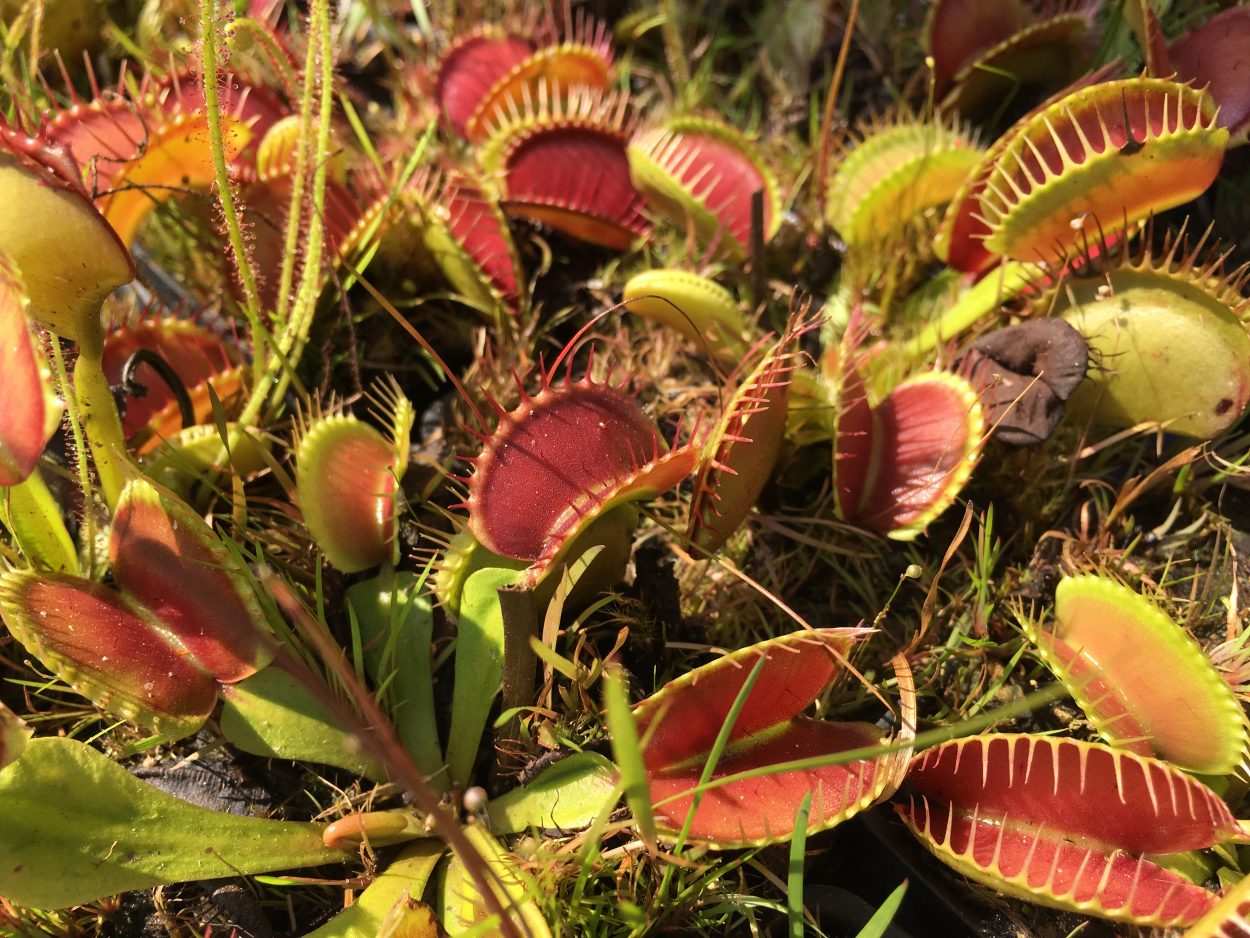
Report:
959,317,1088,446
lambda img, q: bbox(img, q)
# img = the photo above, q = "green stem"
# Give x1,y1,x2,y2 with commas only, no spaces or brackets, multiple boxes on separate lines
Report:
72,322,134,512
278,0,336,404
200,0,266,376
902,260,1033,360
207,0,333,469
48,338,96,573
271,0,322,331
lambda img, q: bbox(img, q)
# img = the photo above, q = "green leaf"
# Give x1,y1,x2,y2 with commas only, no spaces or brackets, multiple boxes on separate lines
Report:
0,700,30,771
445,565,522,787
0,737,344,909
0,469,77,573
439,824,551,937
305,840,444,937
347,570,441,779
220,665,386,781
487,751,620,835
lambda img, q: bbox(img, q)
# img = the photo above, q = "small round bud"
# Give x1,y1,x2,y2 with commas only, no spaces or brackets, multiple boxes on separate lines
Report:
463,786,488,814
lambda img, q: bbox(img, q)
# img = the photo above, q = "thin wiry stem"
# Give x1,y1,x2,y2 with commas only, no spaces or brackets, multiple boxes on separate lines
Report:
48,337,95,575
200,0,264,359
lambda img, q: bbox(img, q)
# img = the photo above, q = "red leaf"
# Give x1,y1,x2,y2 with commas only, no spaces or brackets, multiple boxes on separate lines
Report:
923,0,1034,95
467,378,693,563
503,124,650,250
906,734,1243,856
1170,8,1250,139
855,373,983,538
631,629,904,847
649,720,884,844
442,176,522,306
903,795,1217,925
898,734,1234,926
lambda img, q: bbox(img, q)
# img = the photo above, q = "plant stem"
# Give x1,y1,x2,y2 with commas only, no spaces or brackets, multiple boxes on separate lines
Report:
72,329,133,511
48,338,95,573
200,0,266,375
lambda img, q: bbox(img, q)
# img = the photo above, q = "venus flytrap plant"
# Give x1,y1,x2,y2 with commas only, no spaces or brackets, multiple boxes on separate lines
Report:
629,114,781,260
924,0,1095,122
897,734,1249,927
621,268,748,362
294,378,414,574
1019,574,1248,775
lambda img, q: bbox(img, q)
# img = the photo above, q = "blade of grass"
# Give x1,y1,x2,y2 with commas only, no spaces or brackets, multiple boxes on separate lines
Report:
604,667,657,850
856,881,907,938
787,791,813,938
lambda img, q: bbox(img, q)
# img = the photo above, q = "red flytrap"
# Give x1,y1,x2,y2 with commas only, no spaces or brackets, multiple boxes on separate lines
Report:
629,115,780,259
423,170,524,313
834,366,984,540
632,629,912,847
687,316,811,551
463,359,700,586
924,0,1094,120
434,13,614,144
898,734,1247,926
0,480,272,737
295,382,412,574
480,86,651,251
1132,4,1250,143
435,30,535,137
